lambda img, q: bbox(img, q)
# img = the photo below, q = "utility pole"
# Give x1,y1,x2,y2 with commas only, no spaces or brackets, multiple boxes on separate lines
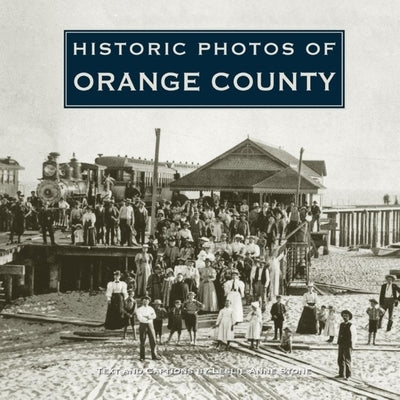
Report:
296,147,304,206
150,128,161,235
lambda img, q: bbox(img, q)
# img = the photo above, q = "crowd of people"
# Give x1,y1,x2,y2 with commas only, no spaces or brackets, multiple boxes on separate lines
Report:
2,190,399,379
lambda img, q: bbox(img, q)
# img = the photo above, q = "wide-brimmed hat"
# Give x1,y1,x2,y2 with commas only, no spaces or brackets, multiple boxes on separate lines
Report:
341,310,353,320
234,234,243,240
113,270,121,275
385,274,396,281
252,202,260,209
142,295,151,301
251,301,260,308
307,282,314,287
153,299,162,305
231,269,239,275
200,237,209,242
165,268,174,275
369,299,378,304
283,327,292,332
142,244,149,248
188,291,196,296
174,300,182,304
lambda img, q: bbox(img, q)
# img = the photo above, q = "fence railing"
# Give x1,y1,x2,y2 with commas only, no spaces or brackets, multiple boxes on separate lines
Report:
323,206,400,248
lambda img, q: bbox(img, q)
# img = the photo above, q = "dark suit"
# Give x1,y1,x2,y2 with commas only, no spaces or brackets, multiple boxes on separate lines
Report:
169,281,189,308
271,302,286,339
379,282,400,330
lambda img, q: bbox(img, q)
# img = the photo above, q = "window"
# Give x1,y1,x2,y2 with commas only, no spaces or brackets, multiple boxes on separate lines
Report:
9,170,14,184
3,170,8,184
0,169,3,184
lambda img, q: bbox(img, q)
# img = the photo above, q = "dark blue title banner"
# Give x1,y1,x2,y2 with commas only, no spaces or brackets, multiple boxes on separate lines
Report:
64,30,344,108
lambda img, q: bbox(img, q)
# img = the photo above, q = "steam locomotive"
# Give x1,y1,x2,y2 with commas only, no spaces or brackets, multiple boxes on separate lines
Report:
37,152,108,205
36,152,198,205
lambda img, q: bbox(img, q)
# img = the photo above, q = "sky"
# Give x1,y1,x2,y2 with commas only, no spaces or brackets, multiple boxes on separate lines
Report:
1,0,399,205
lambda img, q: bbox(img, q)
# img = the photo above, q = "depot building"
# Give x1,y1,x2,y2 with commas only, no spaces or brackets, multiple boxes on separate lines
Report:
170,138,326,205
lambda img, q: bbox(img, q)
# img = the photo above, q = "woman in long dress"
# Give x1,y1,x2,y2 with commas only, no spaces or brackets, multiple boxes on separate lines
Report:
198,259,218,312
296,283,318,334
223,270,245,322
162,268,175,309
268,247,284,302
135,245,153,297
215,299,236,348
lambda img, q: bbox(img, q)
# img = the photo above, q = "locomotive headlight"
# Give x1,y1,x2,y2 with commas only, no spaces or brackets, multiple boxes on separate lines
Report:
44,164,57,177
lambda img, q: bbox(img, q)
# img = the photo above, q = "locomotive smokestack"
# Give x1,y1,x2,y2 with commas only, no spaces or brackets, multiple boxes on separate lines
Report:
70,153,81,180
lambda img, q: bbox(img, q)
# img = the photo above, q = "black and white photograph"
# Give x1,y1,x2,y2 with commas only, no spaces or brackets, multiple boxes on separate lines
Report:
1,1,400,400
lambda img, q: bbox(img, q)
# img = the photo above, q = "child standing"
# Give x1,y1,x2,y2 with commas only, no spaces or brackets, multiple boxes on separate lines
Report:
166,300,183,344
123,289,137,340
215,299,236,350
279,327,293,353
246,301,263,349
317,305,328,335
153,299,168,344
270,295,286,340
324,306,337,343
366,299,385,345
183,292,204,345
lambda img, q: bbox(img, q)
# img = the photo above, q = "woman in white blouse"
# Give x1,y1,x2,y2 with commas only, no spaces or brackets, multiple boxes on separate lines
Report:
296,283,318,334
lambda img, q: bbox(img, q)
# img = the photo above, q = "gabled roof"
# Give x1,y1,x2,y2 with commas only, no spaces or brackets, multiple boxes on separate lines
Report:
170,169,276,190
253,167,325,193
170,138,325,193
303,160,327,177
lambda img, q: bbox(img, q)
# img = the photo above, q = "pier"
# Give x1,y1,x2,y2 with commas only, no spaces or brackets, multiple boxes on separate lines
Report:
323,206,400,248
0,233,141,302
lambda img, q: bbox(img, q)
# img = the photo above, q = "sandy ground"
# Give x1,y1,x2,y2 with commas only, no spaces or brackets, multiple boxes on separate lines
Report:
1,247,400,400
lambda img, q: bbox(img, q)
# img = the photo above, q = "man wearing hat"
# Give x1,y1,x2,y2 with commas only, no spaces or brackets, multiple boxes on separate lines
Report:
135,296,160,361
379,274,400,331
134,201,148,245
169,273,189,308
163,237,180,270
336,310,357,380
147,264,164,301
310,200,321,232
105,270,128,330
105,199,119,245
249,203,261,235
119,199,134,246
190,212,206,254
183,292,204,345
250,259,270,311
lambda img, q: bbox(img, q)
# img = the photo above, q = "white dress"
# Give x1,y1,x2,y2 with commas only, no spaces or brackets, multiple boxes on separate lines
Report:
224,279,245,322
246,309,263,340
323,312,337,336
216,307,236,343
268,253,283,300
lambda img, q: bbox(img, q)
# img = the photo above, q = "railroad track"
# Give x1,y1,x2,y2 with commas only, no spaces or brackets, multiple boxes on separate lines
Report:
195,347,287,400
233,340,400,400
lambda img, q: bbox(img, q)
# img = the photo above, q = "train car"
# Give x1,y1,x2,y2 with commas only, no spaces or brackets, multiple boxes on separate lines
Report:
95,155,198,203
37,152,108,205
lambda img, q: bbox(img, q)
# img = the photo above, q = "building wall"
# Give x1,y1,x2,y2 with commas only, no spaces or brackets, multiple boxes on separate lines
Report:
0,169,19,196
